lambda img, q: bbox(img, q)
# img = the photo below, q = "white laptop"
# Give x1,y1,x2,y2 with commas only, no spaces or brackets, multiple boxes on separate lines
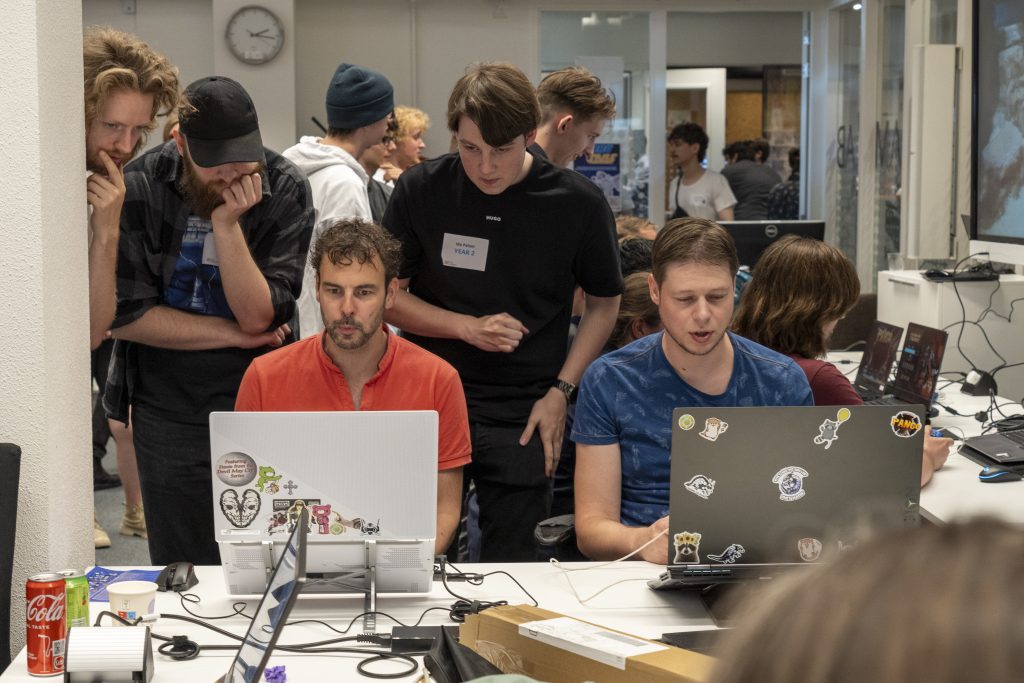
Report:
209,411,438,596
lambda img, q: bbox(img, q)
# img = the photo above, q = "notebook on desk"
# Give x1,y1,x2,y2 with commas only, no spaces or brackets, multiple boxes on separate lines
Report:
649,405,923,593
852,321,904,401
864,322,948,413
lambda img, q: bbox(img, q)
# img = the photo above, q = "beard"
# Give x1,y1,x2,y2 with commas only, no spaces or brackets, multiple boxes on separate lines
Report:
324,312,381,351
179,146,267,219
86,140,142,175
180,154,228,219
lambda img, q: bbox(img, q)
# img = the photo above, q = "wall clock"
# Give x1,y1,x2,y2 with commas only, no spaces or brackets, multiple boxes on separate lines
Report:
225,5,285,65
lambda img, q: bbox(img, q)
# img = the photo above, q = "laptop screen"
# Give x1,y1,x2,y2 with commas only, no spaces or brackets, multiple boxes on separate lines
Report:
223,509,307,683
890,323,948,404
853,321,903,395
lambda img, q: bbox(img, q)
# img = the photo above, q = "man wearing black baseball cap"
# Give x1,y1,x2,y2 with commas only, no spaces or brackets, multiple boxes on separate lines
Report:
283,63,394,337
105,76,314,565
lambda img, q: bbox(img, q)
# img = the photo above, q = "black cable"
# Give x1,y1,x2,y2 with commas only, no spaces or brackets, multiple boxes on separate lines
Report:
440,563,539,622
356,653,419,679
950,252,986,370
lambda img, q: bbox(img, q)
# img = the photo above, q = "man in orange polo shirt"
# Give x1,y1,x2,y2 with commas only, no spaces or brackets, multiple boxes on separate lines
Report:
235,218,471,553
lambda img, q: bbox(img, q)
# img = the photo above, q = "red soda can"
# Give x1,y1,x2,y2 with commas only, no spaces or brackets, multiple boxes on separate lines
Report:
25,573,66,676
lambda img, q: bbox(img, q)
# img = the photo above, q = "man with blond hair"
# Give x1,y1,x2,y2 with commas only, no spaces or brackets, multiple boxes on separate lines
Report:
383,62,622,562
83,26,179,546
389,105,431,172
533,66,616,168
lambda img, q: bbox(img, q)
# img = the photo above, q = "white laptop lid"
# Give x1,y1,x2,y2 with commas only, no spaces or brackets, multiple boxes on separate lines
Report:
209,411,438,543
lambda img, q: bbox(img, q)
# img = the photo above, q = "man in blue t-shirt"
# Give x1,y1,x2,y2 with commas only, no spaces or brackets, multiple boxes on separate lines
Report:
572,218,812,564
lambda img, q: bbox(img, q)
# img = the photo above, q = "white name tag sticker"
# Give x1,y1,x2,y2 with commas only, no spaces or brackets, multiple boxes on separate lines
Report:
442,233,489,272
201,231,219,266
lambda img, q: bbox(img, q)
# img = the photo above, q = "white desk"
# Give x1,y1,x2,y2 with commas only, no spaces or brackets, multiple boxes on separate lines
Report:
2,562,714,682
876,270,1024,403
829,351,1024,524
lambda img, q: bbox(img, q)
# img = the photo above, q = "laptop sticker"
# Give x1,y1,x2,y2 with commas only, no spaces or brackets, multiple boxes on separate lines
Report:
707,543,745,564
283,480,298,495
678,414,696,431
256,466,283,492
215,452,257,486
812,407,851,449
672,531,702,564
311,504,333,534
684,474,716,499
837,540,856,555
699,417,728,442
798,537,822,562
890,411,922,438
772,466,809,501
219,488,261,528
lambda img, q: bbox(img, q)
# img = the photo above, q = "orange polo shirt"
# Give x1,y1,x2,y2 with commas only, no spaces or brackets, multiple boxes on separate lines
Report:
235,329,471,471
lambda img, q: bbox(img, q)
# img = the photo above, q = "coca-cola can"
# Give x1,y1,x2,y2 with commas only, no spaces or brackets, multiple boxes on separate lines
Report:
25,573,66,676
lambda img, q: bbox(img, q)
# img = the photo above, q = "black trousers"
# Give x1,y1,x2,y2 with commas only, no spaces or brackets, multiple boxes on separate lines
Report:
91,340,114,462
467,423,552,562
131,404,221,566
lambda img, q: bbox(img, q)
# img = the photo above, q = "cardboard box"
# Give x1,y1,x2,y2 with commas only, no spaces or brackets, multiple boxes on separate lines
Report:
459,604,714,683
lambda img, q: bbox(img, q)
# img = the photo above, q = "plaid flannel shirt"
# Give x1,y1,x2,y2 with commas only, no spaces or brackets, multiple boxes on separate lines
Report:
103,141,313,423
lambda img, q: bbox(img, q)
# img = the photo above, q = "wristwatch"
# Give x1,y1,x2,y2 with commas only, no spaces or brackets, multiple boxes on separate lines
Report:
553,379,577,403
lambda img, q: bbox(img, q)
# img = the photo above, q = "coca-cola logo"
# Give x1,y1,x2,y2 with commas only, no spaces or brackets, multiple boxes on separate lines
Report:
26,595,64,622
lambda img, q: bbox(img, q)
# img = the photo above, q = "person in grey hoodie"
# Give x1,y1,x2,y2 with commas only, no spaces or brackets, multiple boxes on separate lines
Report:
283,63,394,337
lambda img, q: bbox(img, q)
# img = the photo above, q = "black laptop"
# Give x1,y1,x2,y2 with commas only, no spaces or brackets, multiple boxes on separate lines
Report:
962,429,1024,467
649,405,923,594
852,321,904,401
865,322,948,415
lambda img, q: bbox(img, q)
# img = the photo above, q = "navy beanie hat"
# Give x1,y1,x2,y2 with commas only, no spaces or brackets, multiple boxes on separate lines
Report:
325,63,394,129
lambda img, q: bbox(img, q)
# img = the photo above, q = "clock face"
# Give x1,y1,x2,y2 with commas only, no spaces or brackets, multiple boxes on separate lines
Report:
225,5,285,65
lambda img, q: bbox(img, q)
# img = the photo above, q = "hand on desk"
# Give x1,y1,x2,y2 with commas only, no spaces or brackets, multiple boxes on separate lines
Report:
921,434,954,487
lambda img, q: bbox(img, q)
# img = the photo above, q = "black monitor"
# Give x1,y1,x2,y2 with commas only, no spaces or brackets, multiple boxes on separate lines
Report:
717,220,826,269
970,0,1024,266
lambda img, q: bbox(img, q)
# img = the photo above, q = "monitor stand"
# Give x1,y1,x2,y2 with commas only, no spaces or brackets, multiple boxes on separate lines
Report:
303,541,380,632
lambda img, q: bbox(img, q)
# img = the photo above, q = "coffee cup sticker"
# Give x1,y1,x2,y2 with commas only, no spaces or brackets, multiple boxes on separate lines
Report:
699,417,728,442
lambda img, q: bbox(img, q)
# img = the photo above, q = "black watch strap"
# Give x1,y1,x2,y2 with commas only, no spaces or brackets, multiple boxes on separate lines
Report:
553,379,577,403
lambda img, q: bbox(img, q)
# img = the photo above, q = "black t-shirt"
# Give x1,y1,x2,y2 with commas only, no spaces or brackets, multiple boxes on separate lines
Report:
383,152,622,425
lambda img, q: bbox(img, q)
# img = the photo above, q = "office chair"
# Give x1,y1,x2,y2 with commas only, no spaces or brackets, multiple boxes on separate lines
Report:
0,443,21,674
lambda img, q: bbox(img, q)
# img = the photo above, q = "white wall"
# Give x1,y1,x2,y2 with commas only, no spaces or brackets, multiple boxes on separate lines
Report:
212,0,297,154
666,11,803,66
83,0,213,154
2,0,93,658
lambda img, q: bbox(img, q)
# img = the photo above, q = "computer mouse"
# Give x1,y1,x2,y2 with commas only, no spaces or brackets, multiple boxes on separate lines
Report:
978,465,1023,483
923,269,949,278
156,561,199,592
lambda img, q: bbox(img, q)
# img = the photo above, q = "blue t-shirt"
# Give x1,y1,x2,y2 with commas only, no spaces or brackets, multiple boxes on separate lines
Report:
571,331,813,527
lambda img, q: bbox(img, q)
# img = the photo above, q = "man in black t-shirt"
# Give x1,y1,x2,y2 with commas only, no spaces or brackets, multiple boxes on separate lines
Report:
382,62,622,562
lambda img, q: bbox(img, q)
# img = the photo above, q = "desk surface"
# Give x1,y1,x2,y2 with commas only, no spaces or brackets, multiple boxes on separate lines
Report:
2,562,714,682
829,351,1024,524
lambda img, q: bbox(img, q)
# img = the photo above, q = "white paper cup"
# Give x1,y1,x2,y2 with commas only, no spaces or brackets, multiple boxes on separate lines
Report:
107,581,158,625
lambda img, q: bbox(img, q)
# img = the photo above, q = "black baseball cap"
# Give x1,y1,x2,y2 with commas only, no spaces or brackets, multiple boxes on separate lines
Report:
180,76,264,167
